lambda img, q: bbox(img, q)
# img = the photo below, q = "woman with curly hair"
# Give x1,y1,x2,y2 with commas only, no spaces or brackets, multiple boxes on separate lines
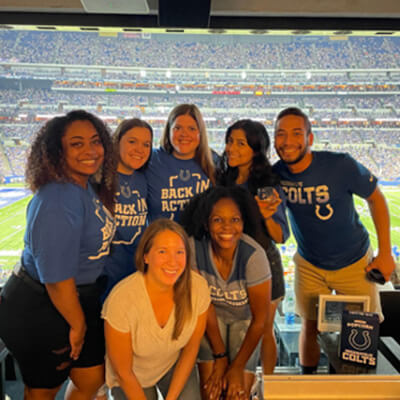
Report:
145,103,215,222
216,119,289,374
180,186,271,400
0,110,116,400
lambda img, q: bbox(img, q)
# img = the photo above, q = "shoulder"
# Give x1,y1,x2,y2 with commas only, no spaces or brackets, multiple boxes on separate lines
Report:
272,160,286,174
240,233,264,253
191,269,209,292
35,182,85,211
107,272,143,304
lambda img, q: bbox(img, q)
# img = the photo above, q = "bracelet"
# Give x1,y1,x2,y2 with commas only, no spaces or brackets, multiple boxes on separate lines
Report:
213,351,228,359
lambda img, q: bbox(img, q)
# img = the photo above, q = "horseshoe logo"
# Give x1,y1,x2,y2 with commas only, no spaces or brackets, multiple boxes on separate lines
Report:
349,329,371,351
315,204,334,220
120,183,131,199
179,169,191,182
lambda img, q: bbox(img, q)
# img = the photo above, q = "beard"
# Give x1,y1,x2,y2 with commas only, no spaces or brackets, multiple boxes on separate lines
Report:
276,145,309,165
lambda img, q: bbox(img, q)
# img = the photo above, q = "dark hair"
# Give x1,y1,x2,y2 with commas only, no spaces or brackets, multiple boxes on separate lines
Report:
275,107,312,135
161,103,215,184
135,219,192,340
113,118,153,171
216,119,279,195
180,186,259,240
25,109,116,213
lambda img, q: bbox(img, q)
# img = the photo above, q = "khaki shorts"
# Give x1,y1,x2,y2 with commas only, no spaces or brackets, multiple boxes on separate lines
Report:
294,248,383,322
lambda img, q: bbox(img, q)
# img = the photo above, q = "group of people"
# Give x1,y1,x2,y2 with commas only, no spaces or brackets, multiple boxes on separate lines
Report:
0,103,395,400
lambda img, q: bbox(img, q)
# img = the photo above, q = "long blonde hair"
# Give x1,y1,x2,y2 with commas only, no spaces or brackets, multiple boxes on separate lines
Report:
161,103,215,185
135,219,193,340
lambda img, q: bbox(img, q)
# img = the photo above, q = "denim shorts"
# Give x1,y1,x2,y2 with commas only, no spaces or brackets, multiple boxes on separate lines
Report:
197,317,261,373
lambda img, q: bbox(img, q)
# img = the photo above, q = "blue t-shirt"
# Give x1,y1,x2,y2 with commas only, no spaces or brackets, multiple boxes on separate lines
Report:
145,147,211,222
22,182,116,285
192,233,271,324
273,151,377,270
103,171,148,296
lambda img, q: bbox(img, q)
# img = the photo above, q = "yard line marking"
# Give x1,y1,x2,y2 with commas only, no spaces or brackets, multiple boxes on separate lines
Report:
0,225,25,246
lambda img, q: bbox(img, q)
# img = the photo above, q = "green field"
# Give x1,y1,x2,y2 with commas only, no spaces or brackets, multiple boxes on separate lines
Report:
0,186,399,284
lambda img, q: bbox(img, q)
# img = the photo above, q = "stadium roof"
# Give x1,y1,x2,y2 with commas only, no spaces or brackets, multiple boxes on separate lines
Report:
0,0,400,33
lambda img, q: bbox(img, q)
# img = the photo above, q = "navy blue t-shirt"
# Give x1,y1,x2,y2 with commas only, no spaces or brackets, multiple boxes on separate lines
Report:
145,148,211,222
273,151,377,270
103,171,148,296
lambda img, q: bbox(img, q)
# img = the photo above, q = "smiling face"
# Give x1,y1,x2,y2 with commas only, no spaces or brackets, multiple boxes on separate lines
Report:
169,114,200,160
143,229,187,290
208,197,244,253
62,119,104,188
274,114,313,173
118,126,152,174
225,129,254,171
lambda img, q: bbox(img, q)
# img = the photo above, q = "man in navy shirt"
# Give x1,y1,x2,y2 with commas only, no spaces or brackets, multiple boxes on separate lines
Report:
273,107,396,374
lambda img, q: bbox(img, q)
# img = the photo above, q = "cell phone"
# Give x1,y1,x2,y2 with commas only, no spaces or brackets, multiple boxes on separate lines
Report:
366,268,386,285
257,186,275,200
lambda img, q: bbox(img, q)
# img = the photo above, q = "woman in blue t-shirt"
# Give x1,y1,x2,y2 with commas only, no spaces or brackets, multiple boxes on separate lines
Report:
216,119,289,374
0,110,116,399
145,104,215,222
102,118,153,300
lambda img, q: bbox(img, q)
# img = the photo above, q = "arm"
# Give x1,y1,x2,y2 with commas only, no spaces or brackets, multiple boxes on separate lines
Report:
104,321,147,400
45,278,86,360
203,304,229,400
165,310,208,400
365,186,396,281
224,280,270,399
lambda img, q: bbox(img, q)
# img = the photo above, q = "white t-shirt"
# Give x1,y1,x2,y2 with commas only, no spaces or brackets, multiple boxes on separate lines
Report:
102,270,210,388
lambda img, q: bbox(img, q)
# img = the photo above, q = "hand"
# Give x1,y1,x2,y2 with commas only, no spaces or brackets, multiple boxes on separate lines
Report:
365,252,396,282
255,188,282,220
224,365,246,400
69,323,86,360
204,358,228,399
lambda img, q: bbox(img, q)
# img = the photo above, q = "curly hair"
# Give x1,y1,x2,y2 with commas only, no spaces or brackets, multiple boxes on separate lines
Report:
216,119,279,195
135,219,192,341
112,118,153,171
161,104,215,184
180,185,260,241
25,110,116,213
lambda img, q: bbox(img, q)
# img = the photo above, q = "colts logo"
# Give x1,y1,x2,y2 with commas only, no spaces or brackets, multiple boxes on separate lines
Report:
349,329,371,351
315,204,334,221
120,183,132,199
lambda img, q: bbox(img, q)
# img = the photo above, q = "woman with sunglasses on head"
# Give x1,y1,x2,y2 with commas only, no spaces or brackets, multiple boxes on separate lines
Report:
0,110,116,399
216,119,289,375
145,103,215,223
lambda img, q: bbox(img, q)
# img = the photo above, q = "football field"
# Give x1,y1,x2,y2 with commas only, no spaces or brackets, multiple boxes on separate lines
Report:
0,185,399,285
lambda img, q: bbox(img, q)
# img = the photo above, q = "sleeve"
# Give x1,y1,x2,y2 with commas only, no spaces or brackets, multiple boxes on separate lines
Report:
101,286,131,333
245,245,271,288
30,185,83,283
192,271,211,315
271,185,290,242
343,153,377,198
